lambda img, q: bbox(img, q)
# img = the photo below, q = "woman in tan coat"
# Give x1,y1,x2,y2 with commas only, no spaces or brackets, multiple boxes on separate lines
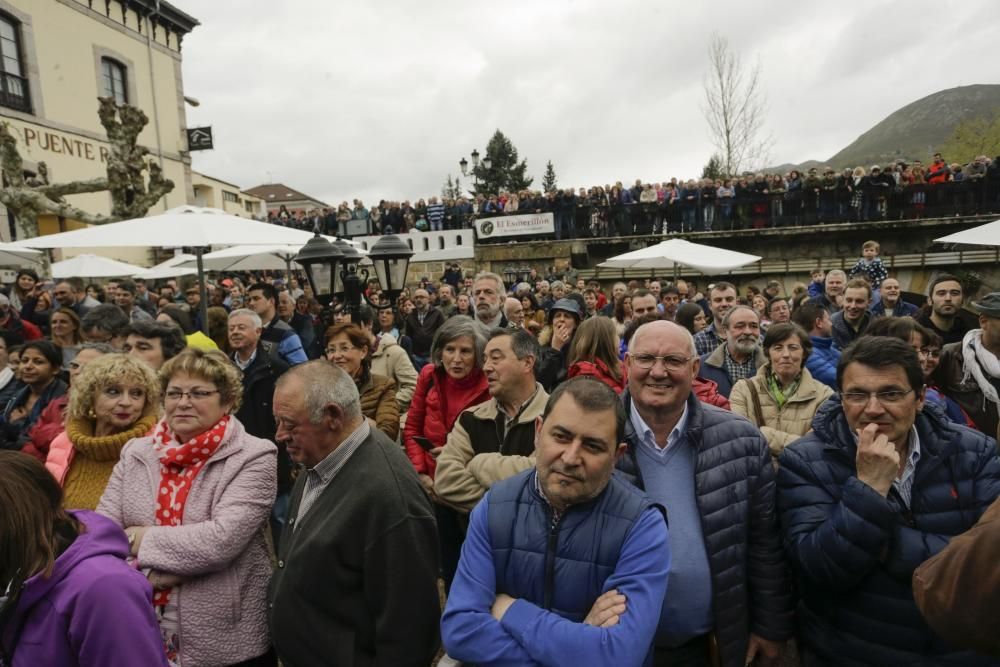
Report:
324,323,399,440
730,322,833,459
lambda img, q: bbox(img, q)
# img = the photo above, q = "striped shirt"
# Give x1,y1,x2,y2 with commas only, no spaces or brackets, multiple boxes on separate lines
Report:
426,203,445,226
893,427,921,508
295,420,371,525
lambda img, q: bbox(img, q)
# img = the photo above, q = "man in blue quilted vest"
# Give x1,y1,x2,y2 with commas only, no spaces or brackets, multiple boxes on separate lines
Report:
441,377,670,666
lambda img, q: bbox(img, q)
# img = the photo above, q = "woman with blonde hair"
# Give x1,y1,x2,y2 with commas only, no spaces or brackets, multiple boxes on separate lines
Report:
566,316,626,394
46,354,160,510
850,166,867,220
98,348,277,666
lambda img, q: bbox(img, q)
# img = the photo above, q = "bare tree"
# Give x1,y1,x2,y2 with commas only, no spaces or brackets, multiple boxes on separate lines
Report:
702,34,772,177
0,97,174,240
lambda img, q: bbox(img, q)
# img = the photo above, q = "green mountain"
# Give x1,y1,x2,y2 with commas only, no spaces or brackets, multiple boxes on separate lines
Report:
773,84,1000,172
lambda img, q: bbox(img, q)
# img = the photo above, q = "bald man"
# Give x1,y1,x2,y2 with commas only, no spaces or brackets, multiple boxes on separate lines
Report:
617,320,792,666
504,297,525,329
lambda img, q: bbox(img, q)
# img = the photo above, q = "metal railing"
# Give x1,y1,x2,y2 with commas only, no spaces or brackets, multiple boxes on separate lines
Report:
0,71,30,113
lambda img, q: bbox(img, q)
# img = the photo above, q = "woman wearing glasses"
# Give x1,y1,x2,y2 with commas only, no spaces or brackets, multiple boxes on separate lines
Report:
98,348,277,667
324,323,399,440
730,323,833,459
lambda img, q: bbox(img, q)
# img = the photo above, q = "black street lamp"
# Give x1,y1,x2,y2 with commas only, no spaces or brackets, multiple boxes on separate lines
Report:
368,234,414,306
459,149,492,194
296,233,413,324
294,234,343,307
502,265,517,289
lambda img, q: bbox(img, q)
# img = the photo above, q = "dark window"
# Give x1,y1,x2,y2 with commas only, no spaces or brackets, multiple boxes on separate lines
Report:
101,57,127,104
0,15,30,113
222,191,241,203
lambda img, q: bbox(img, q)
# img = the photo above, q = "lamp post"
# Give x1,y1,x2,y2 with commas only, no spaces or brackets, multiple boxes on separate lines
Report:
459,149,492,195
295,232,413,326
516,265,532,285
502,266,517,291
294,234,343,309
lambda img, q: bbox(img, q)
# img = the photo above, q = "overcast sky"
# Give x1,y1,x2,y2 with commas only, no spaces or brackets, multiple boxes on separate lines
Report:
173,0,996,207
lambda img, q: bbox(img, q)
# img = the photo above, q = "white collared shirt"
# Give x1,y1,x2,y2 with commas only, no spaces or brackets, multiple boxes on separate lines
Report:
629,399,689,456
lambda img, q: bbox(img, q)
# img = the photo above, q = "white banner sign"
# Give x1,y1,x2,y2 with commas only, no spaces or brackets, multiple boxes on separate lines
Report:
476,212,554,238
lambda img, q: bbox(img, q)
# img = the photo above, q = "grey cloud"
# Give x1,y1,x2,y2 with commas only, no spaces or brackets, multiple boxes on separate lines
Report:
173,0,995,205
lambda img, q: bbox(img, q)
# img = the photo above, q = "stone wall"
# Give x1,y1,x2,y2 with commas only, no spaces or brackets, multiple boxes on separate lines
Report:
470,214,1000,299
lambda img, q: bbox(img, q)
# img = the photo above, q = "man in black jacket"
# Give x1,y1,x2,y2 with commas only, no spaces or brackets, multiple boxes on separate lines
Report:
269,361,439,666
619,320,793,667
404,288,445,371
229,308,291,540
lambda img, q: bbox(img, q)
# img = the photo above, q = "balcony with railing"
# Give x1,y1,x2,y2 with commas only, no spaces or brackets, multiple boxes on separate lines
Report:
0,71,30,113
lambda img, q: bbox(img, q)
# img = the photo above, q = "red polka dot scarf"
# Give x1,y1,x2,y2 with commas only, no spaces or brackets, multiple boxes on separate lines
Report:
150,414,230,607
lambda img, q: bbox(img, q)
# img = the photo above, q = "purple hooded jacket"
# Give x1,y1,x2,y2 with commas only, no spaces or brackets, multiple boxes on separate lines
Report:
1,510,166,666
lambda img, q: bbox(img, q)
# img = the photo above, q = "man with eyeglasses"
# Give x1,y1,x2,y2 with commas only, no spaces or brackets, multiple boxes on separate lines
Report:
777,336,1000,666
619,320,792,667
699,305,767,398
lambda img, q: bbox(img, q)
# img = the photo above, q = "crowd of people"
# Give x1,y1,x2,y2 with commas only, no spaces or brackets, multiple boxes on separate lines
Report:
266,153,1000,240
1,233,999,667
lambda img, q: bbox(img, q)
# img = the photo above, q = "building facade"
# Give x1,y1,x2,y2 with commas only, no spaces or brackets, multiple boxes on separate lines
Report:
243,182,328,218
191,171,265,219
0,0,197,263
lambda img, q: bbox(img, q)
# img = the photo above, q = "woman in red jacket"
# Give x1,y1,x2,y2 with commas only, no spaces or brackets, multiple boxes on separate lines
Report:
403,316,489,590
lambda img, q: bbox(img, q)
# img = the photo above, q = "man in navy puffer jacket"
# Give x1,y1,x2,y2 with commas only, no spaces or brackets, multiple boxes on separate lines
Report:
778,336,1000,666
618,320,793,667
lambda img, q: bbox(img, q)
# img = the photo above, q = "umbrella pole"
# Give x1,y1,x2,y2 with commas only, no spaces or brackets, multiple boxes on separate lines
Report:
196,247,209,335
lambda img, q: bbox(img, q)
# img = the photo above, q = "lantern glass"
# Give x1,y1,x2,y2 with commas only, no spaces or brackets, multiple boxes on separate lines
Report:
309,263,333,301
368,235,413,303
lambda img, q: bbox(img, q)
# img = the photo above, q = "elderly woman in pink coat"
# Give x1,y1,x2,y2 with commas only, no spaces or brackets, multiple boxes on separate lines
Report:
98,348,277,667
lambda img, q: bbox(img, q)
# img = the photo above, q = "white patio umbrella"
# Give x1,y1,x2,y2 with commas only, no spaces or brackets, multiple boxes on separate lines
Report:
934,219,1000,247
51,254,148,279
135,253,199,280
9,205,321,250
10,206,324,332
0,242,43,268
180,244,306,274
598,238,761,275
180,242,367,274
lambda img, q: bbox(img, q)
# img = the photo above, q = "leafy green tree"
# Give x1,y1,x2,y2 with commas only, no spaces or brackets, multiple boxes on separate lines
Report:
542,160,558,192
938,112,1000,164
701,154,723,180
471,130,534,196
